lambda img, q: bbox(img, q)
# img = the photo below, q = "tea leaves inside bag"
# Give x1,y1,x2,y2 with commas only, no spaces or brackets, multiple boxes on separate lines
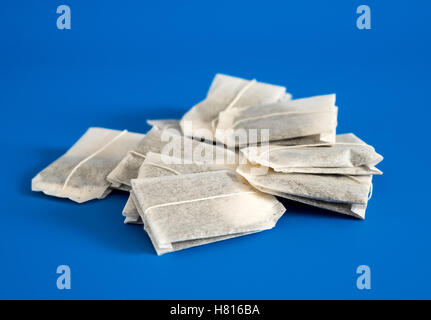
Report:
32,128,145,203
122,152,235,224
181,74,287,141
241,133,383,175
216,94,338,147
131,170,286,254
108,123,238,190
236,164,373,219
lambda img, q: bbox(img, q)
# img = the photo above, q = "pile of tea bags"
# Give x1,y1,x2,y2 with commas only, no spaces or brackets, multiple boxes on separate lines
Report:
32,73,383,255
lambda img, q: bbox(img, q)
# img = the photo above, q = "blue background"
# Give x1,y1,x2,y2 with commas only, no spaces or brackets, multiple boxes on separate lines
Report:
1,0,430,299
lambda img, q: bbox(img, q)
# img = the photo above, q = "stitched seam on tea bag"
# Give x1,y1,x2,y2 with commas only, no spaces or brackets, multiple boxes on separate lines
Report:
257,142,369,157
130,151,147,158
145,191,258,213
232,110,331,128
225,79,257,111
331,142,373,148
211,79,257,131
346,175,365,183
62,130,128,190
258,144,325,156
143,162,182,175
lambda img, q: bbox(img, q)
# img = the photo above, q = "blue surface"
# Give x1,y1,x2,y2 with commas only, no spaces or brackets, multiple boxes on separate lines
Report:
1,0,430,299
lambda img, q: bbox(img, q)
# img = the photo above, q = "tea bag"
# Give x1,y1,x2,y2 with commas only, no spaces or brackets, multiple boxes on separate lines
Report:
215,94,338,147
248,183,369,219
144,227,259,256
122,152,236,224
180,74,288,141
236,164,373,219
107,124,182,190
241,133,383,175
123,197,143,224
131,170,286,255
108,123,238,190
269,134,334,148
32,128,145,203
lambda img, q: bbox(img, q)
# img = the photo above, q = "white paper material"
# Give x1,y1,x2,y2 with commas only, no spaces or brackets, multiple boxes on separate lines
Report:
241,133,383,175
131,170,286,255
108,124,238,191
122,152,236,224
237,164,373,219
180,74,288,141
146,119,182,132
216,94,338,147
32,128,145,203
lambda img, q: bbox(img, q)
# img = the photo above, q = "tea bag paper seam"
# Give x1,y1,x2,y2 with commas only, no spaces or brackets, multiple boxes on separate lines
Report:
346,175,364,183
344,175,373,200
63,130,128,190
129,150,147,159
225,79,257,111
232,109,333,128
211,79,257,130
257,142,370,157
144,191,258,214
143,162,182,175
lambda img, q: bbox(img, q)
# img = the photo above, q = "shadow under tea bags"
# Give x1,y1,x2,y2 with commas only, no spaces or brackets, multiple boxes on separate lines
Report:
131,170,286,255
31,127,145,203
180,74,287,141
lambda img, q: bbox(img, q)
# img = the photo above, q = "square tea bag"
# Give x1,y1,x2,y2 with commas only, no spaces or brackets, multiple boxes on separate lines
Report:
131,170,286,255
180,74,287,141
237,164,373,219
32,127,145,203
241,133,383,175
122,152,236,224
215,94,338,147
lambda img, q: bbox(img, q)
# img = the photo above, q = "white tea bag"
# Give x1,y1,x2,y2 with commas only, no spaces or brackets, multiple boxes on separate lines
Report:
107,124,181,190
131,170,286,255
32,128,145,203
144,226,258,256
236,164,373,218
180,74,287,141
241,133,383,175
122,152,236,224
129,160,258,246
122,197,143,224
126,187,257,241
216,94,338,147
268,133,334,148
108,124,238,190
248,183,369,219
